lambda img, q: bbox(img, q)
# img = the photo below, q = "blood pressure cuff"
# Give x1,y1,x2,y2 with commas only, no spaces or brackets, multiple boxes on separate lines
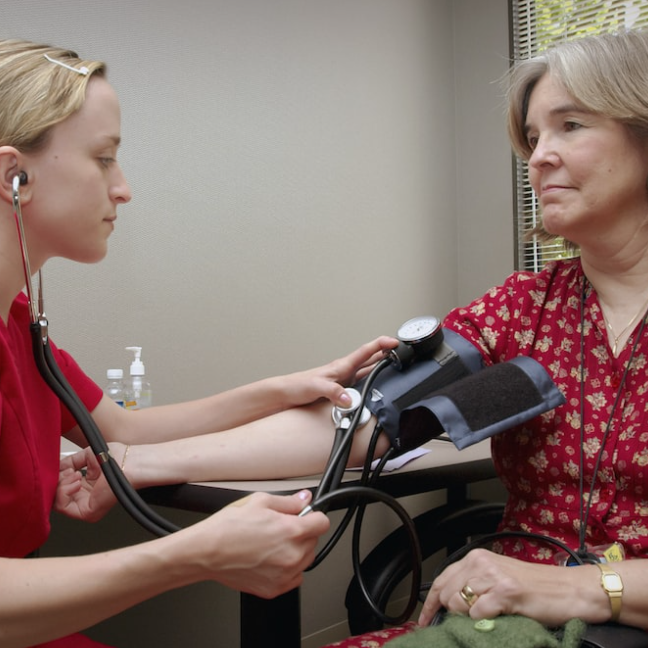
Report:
363,329,565,453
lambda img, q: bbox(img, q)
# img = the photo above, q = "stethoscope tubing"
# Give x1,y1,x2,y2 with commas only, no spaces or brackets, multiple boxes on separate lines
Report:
30,321,179,536
306,356,424,625
313,357,393,505
12,175,179,537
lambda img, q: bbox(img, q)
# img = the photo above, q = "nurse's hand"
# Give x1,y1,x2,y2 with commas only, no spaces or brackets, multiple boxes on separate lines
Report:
278,336,398,409
55,444,125,522
182,490,330,597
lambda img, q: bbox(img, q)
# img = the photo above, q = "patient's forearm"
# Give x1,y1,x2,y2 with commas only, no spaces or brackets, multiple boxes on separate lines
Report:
127,401,388,486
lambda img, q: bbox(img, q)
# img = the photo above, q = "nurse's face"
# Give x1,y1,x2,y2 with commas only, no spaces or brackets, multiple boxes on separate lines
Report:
23,76,132,266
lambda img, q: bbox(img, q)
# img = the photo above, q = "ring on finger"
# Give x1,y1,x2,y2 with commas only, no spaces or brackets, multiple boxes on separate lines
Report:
460,583,478,608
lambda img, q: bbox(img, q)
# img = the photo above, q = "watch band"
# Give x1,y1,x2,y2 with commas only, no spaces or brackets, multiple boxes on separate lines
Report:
595,562,623,622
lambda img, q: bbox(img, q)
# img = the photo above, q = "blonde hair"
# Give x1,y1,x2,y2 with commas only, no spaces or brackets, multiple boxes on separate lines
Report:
505,30,648,247
0,39,105,153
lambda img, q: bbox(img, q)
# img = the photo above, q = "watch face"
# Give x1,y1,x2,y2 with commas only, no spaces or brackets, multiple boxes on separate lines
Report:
397,316,440,343
601,573,623,592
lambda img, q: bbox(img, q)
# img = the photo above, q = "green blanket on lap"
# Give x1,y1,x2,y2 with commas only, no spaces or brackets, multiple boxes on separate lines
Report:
385,614,586,648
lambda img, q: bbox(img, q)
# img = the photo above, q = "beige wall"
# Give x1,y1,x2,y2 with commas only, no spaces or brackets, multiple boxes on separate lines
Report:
3,0,512,403
3,0,512,645
454,1,514,304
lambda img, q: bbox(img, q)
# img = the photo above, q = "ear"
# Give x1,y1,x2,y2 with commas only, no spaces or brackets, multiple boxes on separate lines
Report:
0,146,32,206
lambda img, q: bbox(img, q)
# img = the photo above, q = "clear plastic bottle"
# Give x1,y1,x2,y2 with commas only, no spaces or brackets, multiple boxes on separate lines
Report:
104,368,126,407
124,346,153,410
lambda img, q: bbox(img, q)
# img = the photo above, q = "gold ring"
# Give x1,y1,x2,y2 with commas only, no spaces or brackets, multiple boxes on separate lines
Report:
460,584,478,607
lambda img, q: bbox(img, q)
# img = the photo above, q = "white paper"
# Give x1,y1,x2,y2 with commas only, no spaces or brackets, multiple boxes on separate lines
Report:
349,446,430,472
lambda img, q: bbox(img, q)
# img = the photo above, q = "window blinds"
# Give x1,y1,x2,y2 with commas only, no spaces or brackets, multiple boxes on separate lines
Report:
510,0,648,271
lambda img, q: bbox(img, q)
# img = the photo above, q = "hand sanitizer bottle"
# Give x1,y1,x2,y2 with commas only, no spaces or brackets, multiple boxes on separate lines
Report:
124,346,153,409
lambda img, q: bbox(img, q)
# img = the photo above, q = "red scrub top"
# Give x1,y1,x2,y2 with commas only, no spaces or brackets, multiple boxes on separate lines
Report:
0,293,113,647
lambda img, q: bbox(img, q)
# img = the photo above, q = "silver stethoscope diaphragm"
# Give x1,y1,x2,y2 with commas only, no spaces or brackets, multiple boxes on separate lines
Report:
331,387,371,428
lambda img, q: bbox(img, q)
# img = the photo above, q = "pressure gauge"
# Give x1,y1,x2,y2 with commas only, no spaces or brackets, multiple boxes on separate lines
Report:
396,315,443,358
397,315,441,343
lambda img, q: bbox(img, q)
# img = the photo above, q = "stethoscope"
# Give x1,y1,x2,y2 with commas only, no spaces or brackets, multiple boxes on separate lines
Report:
12,174,179,537
300,379,424,625
13,172,441,623
299,316,449,624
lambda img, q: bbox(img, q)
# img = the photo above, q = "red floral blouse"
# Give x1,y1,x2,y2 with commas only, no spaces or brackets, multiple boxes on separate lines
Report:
444,257,648,563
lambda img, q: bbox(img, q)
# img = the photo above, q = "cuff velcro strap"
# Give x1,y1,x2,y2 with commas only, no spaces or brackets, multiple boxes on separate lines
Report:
399,356,565,451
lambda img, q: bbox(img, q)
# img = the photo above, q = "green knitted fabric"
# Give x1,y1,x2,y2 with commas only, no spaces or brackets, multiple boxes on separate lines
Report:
384,615,586,648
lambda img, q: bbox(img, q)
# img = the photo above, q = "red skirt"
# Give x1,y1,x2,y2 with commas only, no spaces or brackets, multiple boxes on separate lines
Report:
322,622,416,647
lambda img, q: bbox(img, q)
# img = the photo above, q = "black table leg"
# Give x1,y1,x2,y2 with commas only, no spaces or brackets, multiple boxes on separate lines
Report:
240,588,301,648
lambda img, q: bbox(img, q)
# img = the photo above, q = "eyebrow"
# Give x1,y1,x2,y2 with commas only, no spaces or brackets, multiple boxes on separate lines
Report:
97,135,121,147
549,102,590,117
524,103,590,134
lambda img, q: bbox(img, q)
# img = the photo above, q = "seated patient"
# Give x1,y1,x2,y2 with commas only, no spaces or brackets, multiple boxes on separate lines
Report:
324,28,648,647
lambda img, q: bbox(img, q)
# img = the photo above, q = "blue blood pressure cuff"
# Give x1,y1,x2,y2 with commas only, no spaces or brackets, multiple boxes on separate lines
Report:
363,329,565,453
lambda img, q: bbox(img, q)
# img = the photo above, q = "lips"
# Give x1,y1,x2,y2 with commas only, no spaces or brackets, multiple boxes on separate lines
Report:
538,184,574,205
541,184,570,194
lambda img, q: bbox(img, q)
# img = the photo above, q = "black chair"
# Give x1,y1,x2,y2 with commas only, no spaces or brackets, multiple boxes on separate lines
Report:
345,499,648,648
345,498,504,634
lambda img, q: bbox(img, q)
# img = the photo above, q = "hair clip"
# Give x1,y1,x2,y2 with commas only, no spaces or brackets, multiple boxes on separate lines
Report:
43,54,89,76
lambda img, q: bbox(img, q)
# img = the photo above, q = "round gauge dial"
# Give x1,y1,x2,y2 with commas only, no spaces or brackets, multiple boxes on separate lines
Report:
397,316,441,344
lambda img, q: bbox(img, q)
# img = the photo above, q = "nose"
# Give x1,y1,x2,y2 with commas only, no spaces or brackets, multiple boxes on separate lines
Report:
111,164,132,204
528,133,560,170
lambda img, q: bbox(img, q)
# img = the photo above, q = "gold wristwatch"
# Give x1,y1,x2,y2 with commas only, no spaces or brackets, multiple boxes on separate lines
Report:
595,562,623,622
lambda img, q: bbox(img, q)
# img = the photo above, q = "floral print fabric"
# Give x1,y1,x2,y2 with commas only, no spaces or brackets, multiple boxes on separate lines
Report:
444,257,648,562
323,622,416,647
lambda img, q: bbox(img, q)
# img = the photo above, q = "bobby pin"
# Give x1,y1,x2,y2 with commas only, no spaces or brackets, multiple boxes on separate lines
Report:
43,54,89,76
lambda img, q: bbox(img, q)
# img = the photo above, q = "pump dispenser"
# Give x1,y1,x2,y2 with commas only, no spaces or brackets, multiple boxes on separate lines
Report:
124,346,152,409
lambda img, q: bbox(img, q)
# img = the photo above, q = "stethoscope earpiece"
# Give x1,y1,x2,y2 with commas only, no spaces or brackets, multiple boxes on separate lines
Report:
12,172,28,194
